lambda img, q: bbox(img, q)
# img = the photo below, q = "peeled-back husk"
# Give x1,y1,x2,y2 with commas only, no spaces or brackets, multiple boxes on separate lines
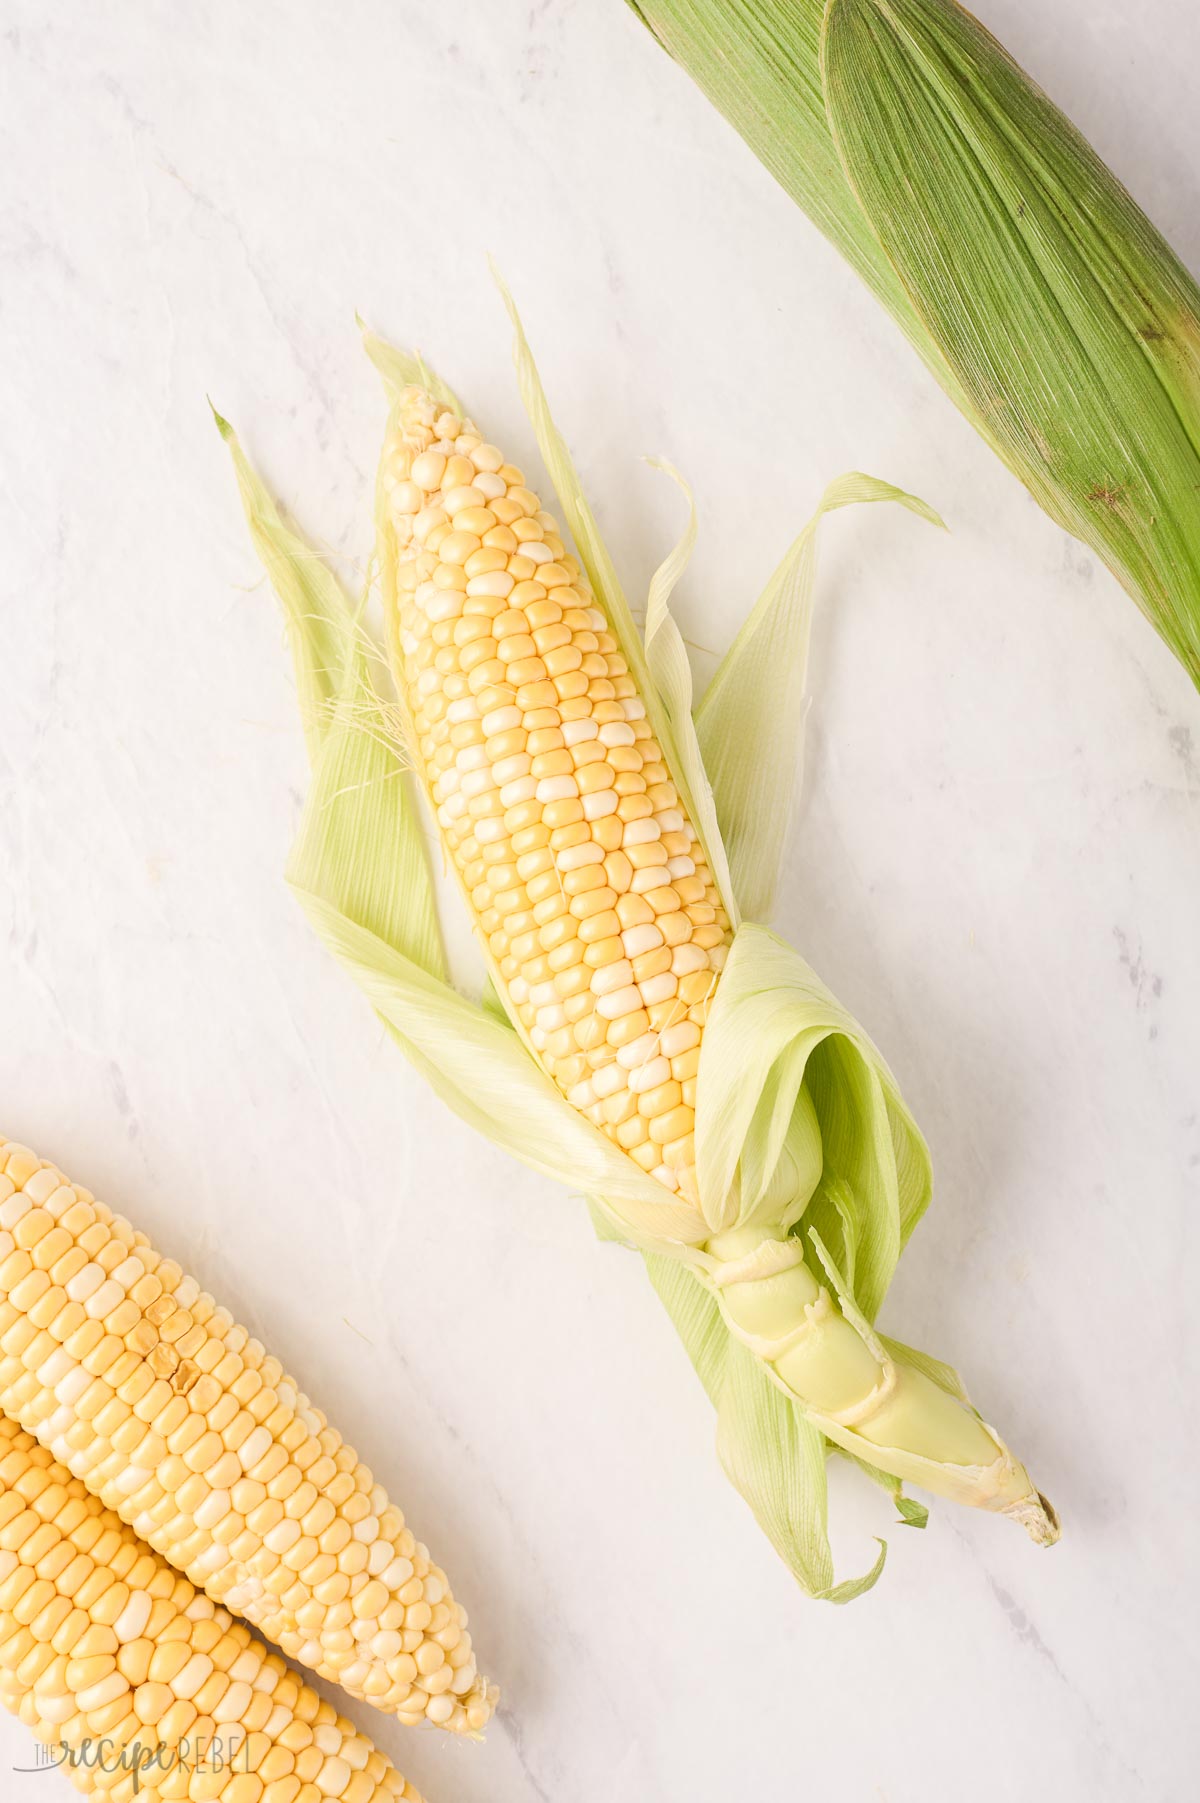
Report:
220,299,1055,1596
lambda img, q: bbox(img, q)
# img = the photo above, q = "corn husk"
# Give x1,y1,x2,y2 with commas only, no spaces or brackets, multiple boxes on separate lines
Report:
625,0,1200,686
219,303,1051,1599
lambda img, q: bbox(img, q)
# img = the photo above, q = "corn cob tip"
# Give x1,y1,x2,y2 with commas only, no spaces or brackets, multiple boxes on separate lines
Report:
1004,1489,1061,1547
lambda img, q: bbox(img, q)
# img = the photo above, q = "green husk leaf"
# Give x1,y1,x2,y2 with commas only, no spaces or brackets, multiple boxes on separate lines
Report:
215,407,360,768
822,0,1200,679
640,459,739,923
220,416,702,1250
695,923,930,1312
620,0,970,412
625,0,1200,685
292,889,707,1248
735,1044,824,1234
807,1225,889,1364
881,1333,971,1405
217,413,445,980
359,319,465,415
836,1446,929,1526
646,1248,888,1599
587,1197,634,1244
479,974,515,1030
894,1493,930,1528
697,473,943,922
807,1173,859,1293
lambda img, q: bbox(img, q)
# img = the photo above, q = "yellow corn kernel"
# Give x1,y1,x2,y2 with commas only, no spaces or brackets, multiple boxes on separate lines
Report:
384,386,734,1208
0,1414,424,1800
0,1140,494,1736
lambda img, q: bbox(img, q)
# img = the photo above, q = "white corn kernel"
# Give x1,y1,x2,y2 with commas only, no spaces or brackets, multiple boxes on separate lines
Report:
411,451,446,490
640,972,678,1005
591,1063,626,1099
493,754,532,785
537,774,579,802
468,569,515,598
630,1056,673,1093
660,1021,700,1056
591,959,634,996
581,788,618,820
672,944,710,975
621,923,662,957
596,985,643,1020
557,841,605,871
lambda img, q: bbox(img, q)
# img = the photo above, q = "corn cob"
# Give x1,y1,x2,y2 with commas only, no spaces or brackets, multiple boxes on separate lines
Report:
0,1414,422,1803
382,390,731,1206
379,386,1056,1539
626,0,1200,686
0,1138,495,1733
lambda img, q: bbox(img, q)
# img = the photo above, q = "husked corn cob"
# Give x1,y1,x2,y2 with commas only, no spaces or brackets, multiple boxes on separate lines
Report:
0,1139,495,1733
0,1415,422,1803
382,389,732,1205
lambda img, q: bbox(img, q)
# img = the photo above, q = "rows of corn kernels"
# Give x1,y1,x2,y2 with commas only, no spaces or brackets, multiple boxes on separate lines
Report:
384,389,733,1207
0,1140,492,1739
0,1415,418,1802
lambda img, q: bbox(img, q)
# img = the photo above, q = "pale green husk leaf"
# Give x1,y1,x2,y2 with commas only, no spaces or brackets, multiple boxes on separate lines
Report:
359,320,464,416
294,891,709,1248
639,458,740,925
222,300,961,1598
214,409,444,979
696,474,943,922
646,1249,888,1599
694,923,930,1315
218,410,701,1248
214,408,371,771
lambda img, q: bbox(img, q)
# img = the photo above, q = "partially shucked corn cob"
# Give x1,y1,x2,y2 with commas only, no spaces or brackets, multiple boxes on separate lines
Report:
379,385,1056,1540
0,1414,422,1803
382,390,731,1206
0,1137,495,1733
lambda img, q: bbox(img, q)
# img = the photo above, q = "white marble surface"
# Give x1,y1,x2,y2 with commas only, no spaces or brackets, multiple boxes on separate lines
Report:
2,2,1198,1798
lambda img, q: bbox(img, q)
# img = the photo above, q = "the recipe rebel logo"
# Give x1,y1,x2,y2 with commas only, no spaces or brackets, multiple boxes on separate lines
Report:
14,1729,252,1792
